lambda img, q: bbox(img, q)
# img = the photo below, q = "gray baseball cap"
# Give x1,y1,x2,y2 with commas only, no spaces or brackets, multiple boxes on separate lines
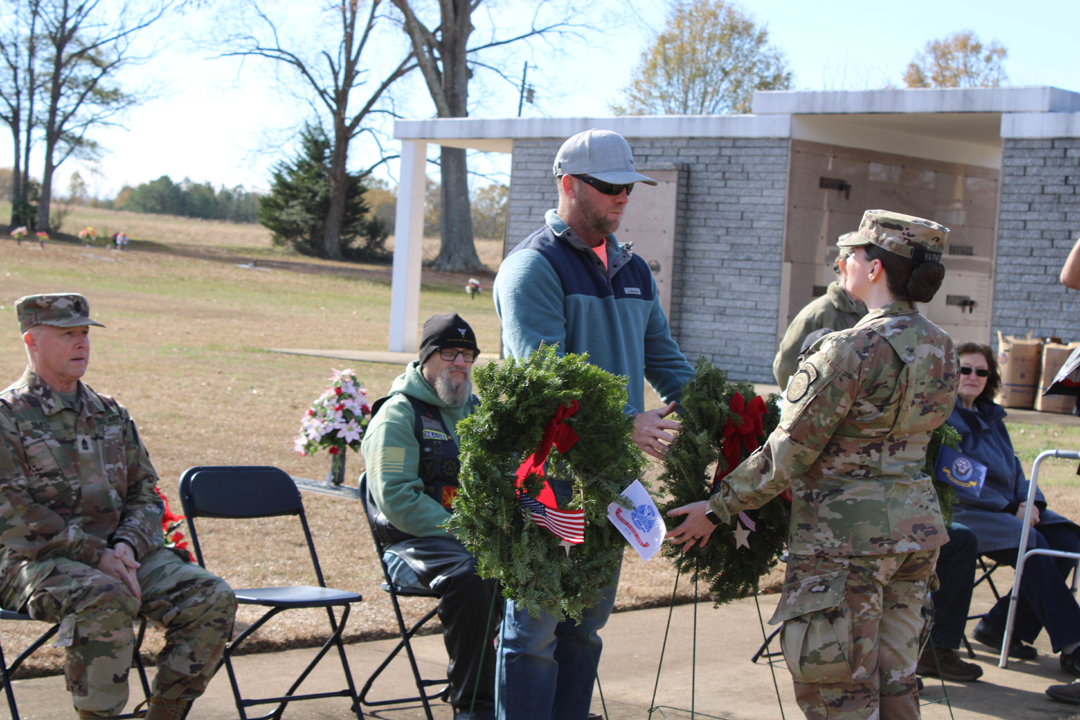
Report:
553,129,657,186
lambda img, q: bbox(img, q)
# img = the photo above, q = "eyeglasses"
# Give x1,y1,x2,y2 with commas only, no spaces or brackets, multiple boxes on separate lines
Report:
573,175,633,197
439,348,476,363
959,367,989,377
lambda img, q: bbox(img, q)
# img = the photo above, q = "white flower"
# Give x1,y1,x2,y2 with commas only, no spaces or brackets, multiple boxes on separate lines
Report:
339,420,363,444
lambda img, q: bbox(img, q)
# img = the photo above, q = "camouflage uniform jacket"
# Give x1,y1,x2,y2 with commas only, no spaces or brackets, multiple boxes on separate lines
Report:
710,301,958,558
0,368,164,609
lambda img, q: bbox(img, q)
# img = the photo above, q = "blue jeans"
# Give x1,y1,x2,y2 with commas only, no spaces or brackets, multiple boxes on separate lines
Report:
495,480,620,720
930,523,978,649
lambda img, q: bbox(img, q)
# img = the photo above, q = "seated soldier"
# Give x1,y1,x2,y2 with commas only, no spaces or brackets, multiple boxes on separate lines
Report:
0,294,236,720
361,312,499,720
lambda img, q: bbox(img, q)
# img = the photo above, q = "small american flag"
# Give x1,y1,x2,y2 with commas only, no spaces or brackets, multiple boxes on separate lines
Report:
520,493,585,544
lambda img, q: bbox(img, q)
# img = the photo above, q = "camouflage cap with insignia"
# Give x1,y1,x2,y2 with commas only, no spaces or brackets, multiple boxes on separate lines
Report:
15,293,105,333
836,209,949,264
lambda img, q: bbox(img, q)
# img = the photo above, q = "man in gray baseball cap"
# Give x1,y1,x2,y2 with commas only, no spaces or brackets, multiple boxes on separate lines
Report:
492,129,693,720
552,128,658,188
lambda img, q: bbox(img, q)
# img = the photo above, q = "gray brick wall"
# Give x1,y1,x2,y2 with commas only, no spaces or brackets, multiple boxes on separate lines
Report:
505,136,789,383
992,138,1080,344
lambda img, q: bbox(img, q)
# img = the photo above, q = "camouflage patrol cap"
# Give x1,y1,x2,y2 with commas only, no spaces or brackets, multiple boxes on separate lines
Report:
836,209,949,263
15,293,105,333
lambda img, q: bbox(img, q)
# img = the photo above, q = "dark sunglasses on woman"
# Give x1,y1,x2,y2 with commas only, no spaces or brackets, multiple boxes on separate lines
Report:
574,174,633,197
959,367,990,377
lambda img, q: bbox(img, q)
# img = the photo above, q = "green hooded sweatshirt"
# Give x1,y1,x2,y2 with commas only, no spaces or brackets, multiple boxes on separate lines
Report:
361,360,472,539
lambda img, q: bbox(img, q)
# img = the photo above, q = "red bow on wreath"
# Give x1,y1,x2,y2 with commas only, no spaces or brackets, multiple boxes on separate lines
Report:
713,392,767,485
516,401,586,544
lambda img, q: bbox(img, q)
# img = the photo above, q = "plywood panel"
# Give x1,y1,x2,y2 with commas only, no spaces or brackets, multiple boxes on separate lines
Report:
617,168,680,318
783,139,999,348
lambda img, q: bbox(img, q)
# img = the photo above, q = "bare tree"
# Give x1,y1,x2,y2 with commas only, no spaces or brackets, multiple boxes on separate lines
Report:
0,0,44,227
903,31,1008,89
219,0,414,259
389,0,576,272
24,0,172,232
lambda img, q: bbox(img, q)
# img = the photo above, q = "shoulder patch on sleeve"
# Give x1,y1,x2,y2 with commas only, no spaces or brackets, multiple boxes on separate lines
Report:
786,363,818,402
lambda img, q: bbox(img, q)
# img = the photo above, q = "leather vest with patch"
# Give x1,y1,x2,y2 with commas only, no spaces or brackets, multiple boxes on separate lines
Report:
365,393,472,546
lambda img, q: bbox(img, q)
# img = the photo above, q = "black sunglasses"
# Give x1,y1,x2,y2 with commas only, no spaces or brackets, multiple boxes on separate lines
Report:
959,367,990,377
573,175,633,197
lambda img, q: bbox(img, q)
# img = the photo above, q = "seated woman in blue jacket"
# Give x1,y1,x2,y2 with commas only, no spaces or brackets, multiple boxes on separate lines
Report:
948,341,1080,675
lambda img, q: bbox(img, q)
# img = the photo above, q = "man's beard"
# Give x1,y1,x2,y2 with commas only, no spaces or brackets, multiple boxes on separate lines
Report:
435,364,472,406
579,197,620,238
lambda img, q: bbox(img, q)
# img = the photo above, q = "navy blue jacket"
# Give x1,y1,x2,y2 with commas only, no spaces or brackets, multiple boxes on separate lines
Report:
949,398,1076,553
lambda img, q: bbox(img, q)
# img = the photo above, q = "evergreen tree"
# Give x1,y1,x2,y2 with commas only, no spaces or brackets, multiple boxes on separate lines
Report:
258,124,389,261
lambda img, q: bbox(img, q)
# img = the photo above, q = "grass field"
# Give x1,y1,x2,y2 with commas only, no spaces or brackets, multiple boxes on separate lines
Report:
0,205,689,677
1,204,1079,679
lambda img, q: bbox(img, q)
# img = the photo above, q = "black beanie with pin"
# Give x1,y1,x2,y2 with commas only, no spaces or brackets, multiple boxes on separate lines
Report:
419,312,479,364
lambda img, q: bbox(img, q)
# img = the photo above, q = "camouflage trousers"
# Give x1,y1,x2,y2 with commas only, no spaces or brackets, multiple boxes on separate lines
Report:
776,549,938,720
16,547,236,717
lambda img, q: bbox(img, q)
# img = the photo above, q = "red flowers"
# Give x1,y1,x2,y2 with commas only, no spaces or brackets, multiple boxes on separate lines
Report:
155,487,193,561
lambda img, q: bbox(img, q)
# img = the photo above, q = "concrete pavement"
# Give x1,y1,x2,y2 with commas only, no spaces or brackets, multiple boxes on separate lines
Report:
8,568,1080,720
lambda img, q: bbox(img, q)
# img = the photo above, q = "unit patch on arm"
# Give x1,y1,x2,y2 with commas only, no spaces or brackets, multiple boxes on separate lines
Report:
786,362,819,403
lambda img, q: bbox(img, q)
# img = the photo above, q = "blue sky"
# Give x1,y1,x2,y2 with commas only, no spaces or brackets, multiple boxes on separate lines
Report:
4,0,1079,199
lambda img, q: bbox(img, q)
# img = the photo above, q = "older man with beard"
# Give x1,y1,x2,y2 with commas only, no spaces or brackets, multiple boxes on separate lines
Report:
361,312,499,720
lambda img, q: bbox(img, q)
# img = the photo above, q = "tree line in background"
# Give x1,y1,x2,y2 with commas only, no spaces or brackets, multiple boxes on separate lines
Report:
0,162,510,249
114,176,262,224
2,0,1011,264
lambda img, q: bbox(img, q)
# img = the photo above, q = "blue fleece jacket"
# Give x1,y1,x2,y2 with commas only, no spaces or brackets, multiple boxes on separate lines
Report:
493,210,693,413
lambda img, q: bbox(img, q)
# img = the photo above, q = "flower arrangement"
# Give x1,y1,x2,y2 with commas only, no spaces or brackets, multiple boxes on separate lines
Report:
35,231,48,241
294,369,371,484
78,226,97,245
155,487,193,561
10,226,27,241
465,278,482,299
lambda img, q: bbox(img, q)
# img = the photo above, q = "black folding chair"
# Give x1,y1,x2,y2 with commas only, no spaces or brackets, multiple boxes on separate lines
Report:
961,555,1004,658
179,465,363,720
357,472,449,720
1,610,150,720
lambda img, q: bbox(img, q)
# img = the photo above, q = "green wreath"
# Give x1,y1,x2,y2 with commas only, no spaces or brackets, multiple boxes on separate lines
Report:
659,358,962,605
658,358,785,605
926,422,961,525
448,345,645,620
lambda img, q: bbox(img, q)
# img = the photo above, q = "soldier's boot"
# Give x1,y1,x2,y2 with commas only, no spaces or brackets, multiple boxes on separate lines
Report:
139,697,191,720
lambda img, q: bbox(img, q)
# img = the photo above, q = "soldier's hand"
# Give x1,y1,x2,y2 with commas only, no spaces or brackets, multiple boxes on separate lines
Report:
664,501,717,550
632,402,680,460
98,545,142,600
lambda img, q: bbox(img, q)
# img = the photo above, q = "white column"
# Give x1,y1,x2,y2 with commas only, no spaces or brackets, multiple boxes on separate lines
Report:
388,140,427,352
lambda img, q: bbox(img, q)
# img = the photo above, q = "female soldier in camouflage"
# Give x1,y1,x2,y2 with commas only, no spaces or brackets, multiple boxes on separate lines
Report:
667,209,959,720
